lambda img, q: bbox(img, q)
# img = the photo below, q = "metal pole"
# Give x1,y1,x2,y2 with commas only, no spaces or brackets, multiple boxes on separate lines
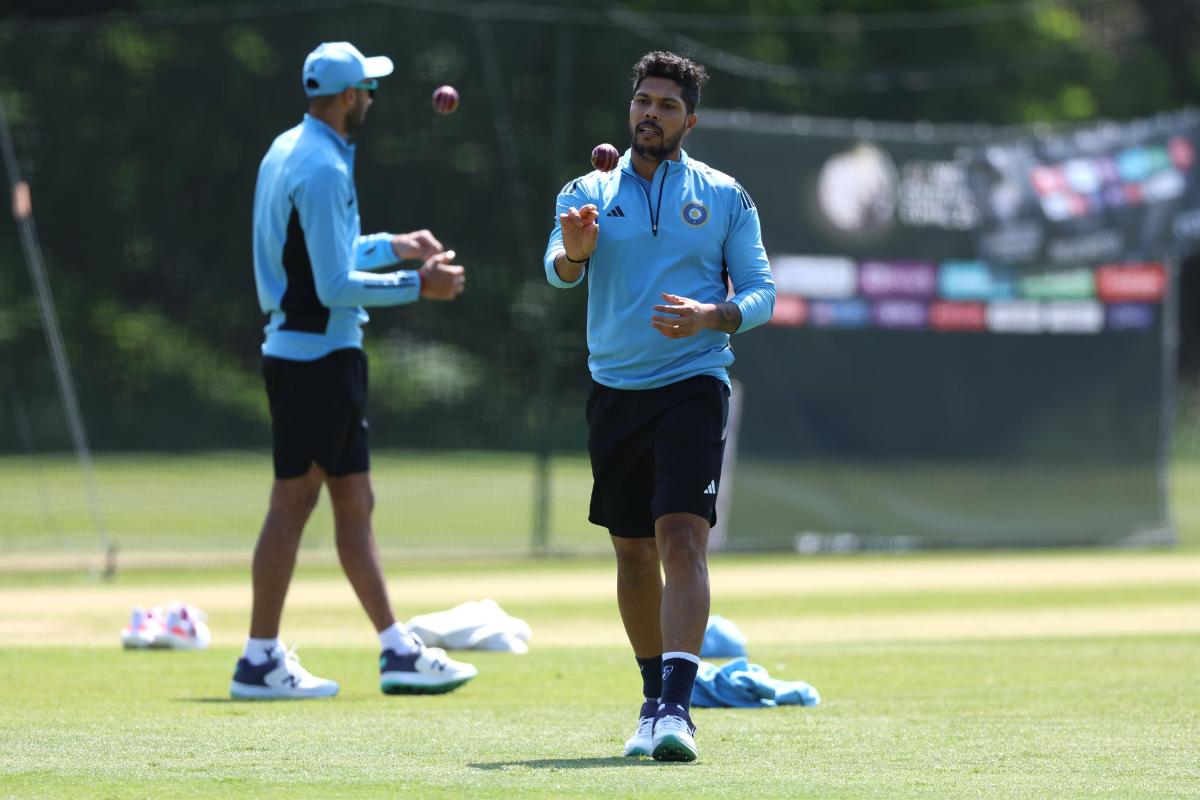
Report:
472,12,554,555
0,94,114,575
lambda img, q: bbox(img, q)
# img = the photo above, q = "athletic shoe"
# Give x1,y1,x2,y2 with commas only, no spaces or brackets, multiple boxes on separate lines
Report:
623,699,659,757
651,703,698,762
379,642,477,695
229,647,339,700
155,602,210,650
121,606,165,649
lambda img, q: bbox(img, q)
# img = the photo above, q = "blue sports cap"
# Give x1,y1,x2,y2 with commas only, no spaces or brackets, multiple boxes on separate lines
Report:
302,42,394,97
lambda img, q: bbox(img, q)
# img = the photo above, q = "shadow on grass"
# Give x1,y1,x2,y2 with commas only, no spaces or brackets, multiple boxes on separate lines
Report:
469,757,658,770
177,697,266,703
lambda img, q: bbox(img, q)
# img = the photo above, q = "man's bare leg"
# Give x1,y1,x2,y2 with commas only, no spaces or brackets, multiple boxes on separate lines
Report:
654,512,710,657
610,534,664,658
249,463,325,638
325,471,396,632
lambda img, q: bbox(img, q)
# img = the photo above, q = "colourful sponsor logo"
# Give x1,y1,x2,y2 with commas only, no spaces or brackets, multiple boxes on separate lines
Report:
1038,192,1081,222
1116,147,1154,182
872,300,927,329
1169,136,1195,170
769,294,809,327
1063,158,1102,193
939,260,1014,301
859,261,937,298
1095,263,1167,302
929,301,986,331
1018,268,1095,300
1142,169,1185,202
1030,165,1064,194
1107,303,1157,331
771,255,858,299
810,299,871,328
1042,301,1104,334
987,301,1042,334
1027,141,1187,220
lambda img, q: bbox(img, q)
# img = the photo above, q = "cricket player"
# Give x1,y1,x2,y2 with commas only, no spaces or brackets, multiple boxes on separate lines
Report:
543,51,776,760
232,41,475,699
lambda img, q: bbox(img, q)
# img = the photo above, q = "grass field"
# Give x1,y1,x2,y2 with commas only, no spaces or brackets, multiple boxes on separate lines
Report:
0,451,599,560
1,555,1198,798
3,450,1200,563
1,453,1199,797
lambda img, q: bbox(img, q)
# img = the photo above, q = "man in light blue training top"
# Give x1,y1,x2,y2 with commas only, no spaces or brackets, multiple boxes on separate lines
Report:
231,41,476,700
544,51,775,761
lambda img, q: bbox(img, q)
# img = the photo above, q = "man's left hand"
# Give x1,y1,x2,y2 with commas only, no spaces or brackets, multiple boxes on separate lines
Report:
392,229,444,261
651,293,716,338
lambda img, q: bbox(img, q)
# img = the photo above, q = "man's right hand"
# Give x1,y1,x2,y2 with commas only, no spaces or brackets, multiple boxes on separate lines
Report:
560,204,599,262
419,250,465,300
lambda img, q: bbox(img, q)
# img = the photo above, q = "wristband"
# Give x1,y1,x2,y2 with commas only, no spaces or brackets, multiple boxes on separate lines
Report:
563,251,590,264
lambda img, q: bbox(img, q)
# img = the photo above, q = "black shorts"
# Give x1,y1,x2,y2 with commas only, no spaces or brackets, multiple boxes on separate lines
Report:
586,375,730,538
262,348,370,479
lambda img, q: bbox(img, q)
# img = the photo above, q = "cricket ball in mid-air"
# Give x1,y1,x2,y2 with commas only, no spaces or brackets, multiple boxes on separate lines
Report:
591,143,619,172
432,85,460,114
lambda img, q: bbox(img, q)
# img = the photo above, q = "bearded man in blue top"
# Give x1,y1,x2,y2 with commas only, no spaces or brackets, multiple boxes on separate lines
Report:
232,41,476,701
544,51,775,762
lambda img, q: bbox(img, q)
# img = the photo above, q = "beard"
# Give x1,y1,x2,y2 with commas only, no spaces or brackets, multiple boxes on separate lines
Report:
345,100,369,135
630,121,685,160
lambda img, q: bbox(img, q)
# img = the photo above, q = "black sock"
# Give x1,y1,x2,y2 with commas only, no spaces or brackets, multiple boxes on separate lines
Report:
659,655,699,714
636,654,662,701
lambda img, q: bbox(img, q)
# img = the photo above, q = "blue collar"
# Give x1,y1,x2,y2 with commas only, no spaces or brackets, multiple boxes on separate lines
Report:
302,114,355,155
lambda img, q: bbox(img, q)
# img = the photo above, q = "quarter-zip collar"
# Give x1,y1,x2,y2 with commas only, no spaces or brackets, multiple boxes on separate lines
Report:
620,148,690,237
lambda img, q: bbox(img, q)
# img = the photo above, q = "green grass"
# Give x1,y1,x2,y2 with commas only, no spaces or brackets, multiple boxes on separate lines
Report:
0,638,1196,799
2,453,1199,796
0,450,598,556
0,557,1198,798
4,451,1200,559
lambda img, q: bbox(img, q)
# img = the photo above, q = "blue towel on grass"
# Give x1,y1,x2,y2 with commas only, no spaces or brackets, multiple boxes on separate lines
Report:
701,615,748,658
691,657,821,708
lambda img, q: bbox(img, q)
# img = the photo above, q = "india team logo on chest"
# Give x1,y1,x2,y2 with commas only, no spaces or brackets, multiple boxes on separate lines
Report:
681,200,709,227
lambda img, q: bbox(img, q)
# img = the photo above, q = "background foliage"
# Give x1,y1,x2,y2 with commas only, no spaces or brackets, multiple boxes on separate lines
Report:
2,0,1199,454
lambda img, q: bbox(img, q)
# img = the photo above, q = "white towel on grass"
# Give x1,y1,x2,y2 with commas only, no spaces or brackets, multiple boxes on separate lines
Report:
406,599,532,653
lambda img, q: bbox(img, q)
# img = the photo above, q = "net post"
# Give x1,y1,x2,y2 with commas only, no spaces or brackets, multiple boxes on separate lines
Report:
0,92,114,575
709,379,744,553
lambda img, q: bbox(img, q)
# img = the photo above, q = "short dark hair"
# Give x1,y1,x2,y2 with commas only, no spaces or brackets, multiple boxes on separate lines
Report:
631,51,708,115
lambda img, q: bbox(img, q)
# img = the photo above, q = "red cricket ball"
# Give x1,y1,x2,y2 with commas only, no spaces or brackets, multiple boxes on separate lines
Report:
591,143,619,172
432,85,459,115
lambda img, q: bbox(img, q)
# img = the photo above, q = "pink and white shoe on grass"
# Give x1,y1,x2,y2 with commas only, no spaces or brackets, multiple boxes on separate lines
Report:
121,607,165,649
155,602,211,650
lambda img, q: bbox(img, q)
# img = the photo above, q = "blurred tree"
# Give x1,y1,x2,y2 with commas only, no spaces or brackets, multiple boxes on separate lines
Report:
2,0,1199,451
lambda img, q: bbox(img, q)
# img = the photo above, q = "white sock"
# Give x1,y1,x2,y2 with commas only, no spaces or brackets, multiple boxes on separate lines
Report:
243,637,282,666
378,622,417,654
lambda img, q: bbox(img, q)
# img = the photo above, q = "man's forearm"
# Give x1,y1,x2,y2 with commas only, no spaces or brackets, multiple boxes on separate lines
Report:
553,250,586,283
707,301,742,334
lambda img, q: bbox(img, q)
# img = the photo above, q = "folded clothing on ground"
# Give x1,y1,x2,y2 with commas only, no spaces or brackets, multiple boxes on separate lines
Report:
406,599,532,653
691,656,820,708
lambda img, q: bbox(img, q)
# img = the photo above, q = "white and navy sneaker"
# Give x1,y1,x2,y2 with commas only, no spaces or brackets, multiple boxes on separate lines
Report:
623,699,658,757
229,647,339,700
380,642,477,695
651,703,698,762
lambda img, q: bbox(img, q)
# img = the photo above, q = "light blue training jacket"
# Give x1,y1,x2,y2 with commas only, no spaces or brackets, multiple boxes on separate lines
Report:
253,114,420,361
543,148,775,390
